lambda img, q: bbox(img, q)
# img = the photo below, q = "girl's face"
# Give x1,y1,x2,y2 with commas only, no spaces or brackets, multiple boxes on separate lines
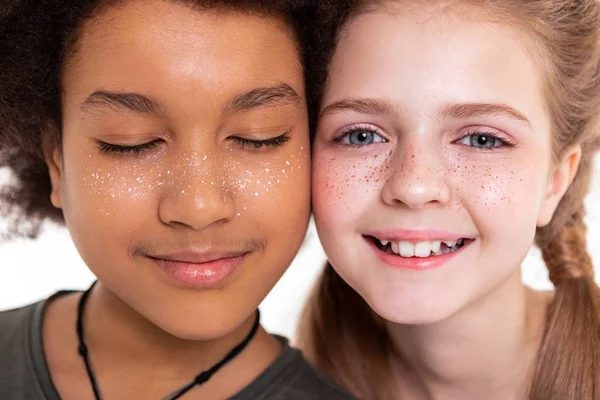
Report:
47,0,310,339
313,7,576,324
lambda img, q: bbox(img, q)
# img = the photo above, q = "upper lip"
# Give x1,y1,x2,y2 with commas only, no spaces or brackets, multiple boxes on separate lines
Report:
365,229,474,243
148,249,250,264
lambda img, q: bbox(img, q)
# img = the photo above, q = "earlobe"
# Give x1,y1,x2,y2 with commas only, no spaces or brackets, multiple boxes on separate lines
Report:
42,133,64,209
537,145,582,227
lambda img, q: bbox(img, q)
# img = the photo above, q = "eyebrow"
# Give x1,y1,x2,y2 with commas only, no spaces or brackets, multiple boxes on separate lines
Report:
81,91,165,115
224,83,301,113
320,98,396,118
440,102,532,127
80,83,300,117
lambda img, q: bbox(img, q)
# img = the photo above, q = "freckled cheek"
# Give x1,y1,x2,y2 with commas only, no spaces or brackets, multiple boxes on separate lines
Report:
449,162,544,238
312,151,386,231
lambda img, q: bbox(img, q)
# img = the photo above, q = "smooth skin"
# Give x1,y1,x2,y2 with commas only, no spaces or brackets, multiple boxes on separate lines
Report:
43,1,310,398
313,5,580,399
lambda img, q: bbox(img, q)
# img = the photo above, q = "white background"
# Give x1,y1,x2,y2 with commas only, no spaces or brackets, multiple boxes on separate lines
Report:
1,158,599,339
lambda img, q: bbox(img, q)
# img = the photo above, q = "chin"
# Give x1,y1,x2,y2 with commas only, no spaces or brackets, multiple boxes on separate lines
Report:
148,308,254,342
364,288,461,326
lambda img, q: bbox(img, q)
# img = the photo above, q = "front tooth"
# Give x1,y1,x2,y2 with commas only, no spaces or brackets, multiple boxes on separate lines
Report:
444,240,457,248
380,240,389,246
399,242,415,257
431,241,441,253
391,242,399,254
414,241,432,258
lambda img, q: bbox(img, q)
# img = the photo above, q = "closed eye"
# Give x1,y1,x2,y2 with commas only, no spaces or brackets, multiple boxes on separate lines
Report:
97,140,162,154
229,132,291,150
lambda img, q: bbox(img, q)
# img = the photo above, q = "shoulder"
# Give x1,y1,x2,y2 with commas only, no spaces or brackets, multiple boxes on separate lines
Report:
233,336,356,400
0,300,45,397
0,292,75,400
0,300,40,344
275,350,356,400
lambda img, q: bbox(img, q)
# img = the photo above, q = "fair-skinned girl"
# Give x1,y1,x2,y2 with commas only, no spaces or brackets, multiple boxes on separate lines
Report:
301,1,600,399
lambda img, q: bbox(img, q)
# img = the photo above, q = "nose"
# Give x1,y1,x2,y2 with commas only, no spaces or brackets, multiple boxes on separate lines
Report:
381,145,451,209
158,156,235,231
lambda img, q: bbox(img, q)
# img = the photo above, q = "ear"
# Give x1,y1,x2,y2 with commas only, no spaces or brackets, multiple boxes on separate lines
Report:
537,145,582,227
42,131,64,209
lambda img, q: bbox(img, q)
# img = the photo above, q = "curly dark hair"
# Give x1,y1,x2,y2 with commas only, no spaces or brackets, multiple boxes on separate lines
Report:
0,0,347,239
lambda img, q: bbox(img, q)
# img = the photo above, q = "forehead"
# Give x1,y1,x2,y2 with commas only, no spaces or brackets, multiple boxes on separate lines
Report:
62,0,303,106
326,9,546,123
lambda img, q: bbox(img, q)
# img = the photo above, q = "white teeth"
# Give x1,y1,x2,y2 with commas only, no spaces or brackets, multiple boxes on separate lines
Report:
414,241,432,258
444,240,457,248
399,242,415,257
382,238,466,258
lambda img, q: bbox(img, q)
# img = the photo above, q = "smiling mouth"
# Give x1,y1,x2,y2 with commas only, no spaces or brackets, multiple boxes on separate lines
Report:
366,236,475,258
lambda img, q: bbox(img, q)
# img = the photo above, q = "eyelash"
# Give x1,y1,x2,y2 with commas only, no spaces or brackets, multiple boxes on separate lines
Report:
230,132,291,149
329,124,515,152
455,129,516,151
332,124,386,147
97,132,291,155
97,140,161,154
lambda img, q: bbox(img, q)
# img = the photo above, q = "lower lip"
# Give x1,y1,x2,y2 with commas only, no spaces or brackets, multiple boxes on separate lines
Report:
151,255,246,288
365,237,471,271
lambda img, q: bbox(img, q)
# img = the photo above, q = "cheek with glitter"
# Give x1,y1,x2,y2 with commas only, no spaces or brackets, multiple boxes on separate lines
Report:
221,146,309,217
72,152,167,219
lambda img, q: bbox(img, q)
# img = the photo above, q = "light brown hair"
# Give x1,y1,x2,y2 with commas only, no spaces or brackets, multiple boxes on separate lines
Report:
299,1,600,399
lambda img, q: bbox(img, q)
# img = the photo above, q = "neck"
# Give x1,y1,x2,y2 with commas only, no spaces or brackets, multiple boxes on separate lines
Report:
386,271,549,400
80,281,280,396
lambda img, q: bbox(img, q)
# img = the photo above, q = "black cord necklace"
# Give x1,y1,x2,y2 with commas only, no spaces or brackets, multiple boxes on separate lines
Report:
76,281,261,400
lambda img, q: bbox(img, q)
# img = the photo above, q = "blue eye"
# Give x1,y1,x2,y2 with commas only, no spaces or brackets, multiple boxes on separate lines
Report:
341,130,386,146
458,134,503,149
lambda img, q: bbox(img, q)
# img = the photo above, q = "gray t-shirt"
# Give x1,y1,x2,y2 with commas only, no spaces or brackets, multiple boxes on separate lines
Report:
0,292,354,400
